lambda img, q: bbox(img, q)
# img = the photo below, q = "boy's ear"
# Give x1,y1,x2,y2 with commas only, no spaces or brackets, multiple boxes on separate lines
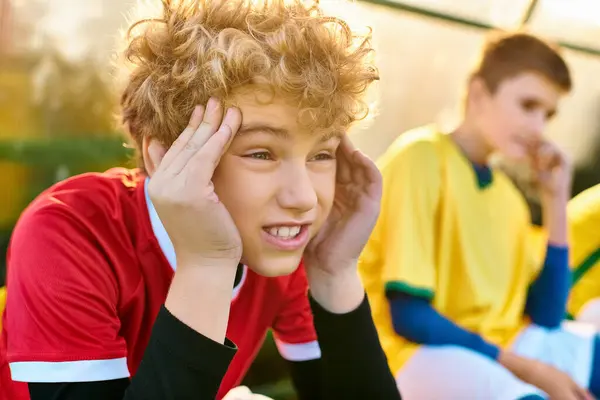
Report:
142,136,167,177
466,76,490,111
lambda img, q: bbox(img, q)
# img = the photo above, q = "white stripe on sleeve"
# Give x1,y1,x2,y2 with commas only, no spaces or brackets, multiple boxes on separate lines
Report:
275,339,321,362
9,357,130,383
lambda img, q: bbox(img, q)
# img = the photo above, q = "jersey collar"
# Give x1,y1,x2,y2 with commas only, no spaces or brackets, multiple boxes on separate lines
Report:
143,177,247,299
472,162,493,189
446,133,493,189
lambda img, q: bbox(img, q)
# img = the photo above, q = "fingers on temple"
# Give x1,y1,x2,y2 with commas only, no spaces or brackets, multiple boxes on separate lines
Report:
167,99,225,174
158,105,206,171
188,106,242,181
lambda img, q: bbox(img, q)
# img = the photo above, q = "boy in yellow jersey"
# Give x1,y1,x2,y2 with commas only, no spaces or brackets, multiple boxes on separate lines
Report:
567,184,600,327
359,31,600,399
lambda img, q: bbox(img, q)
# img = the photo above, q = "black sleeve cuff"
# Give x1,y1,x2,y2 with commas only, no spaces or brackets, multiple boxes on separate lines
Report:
153,305,237,376
309,293,375,354
309,293,402,399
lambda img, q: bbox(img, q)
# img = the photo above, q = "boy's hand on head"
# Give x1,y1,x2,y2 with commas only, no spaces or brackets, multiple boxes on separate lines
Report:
530,140,572,201
147,98,243,269
150,99,243,344
303,135,382,313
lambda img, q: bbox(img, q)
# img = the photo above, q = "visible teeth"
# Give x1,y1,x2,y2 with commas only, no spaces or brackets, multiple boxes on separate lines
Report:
268,226,302,239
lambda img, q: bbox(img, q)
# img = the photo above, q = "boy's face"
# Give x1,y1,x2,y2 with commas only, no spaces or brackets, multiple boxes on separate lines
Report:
472,71,562,161
212,92,341,277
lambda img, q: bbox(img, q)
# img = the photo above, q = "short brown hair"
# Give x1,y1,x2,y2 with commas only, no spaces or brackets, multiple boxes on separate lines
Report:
118,0,378,160
471,30,571,93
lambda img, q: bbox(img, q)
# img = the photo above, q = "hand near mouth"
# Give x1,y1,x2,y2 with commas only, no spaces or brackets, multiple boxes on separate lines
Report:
528,139,571,200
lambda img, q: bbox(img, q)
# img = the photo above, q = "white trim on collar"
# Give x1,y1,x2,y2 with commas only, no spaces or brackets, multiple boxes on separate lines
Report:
144,178,177,270
143,178,247,300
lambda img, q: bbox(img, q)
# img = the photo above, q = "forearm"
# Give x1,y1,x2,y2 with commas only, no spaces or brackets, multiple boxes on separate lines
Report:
28,307,238,400
307,263,365,314
125,306,236,399
497,350,542,384
388,292,499,360
306,263,400,398
165,260,238,343
522,194,571,328
541,193,568,246
525,245,570,328
310,293,402,400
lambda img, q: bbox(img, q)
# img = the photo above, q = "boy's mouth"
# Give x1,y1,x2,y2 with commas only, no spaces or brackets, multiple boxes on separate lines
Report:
261,224,311,251
264,225,303,240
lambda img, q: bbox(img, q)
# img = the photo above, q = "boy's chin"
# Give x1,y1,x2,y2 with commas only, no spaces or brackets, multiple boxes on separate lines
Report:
244,253,304,278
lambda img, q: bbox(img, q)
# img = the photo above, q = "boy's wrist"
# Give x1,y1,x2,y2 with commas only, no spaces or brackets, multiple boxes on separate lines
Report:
541,192,568,246
541,189,569,207
165,262,238,343
308,266,365,314
498,350,538,381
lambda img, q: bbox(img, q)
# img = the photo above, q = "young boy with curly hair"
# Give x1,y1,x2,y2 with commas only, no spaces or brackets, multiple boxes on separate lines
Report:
0,1,398,399
360,30,600,399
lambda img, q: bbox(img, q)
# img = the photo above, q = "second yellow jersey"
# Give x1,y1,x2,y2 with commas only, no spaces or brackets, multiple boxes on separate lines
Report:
567,184,600,318
358,126,546,375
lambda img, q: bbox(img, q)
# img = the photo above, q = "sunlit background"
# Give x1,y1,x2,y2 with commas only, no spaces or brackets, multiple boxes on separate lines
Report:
2,0,600,397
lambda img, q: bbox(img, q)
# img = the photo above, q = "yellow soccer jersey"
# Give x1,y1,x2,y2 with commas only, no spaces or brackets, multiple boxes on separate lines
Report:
358,126,546,375
567,184,600,318
0,287,5,332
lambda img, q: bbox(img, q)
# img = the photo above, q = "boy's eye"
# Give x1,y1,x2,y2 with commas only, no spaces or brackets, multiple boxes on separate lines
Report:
521,99,543,113
245,151,272,161
311,152,335,161
521,100,536,112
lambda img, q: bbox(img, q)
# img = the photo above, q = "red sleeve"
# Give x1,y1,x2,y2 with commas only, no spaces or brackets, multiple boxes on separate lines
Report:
270,263,321,362
4,205,128,383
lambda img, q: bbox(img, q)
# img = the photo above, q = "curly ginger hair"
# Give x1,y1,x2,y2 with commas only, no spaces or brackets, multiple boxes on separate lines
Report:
119,0,379,161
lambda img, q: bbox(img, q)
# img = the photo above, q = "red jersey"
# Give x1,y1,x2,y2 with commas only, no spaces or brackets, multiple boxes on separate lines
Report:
0,168,320,400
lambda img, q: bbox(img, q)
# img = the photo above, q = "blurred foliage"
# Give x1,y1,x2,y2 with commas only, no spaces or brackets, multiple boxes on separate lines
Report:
0,136,131,167
0,31,131,226
30,53,119,137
